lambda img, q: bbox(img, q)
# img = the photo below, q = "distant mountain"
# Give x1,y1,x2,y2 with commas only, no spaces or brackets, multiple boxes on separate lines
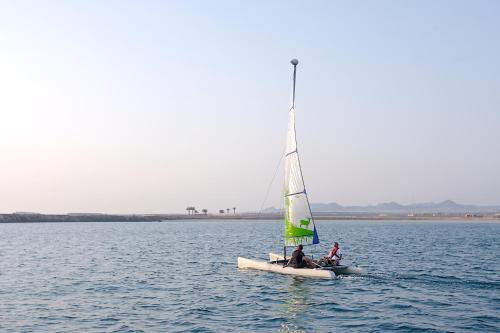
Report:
263,200,500,214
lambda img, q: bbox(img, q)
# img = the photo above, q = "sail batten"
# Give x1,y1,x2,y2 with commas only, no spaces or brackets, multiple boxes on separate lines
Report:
283,61,319,247
284,190,306,197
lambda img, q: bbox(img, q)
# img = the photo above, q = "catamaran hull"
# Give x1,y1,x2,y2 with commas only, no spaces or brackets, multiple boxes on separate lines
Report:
237,257,334,279
268,253,363,276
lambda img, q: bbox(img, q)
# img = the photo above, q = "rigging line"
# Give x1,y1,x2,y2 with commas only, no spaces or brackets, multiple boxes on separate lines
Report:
258,148,285,217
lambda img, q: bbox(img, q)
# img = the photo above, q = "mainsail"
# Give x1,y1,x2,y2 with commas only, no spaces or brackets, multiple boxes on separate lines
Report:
283,59,319,247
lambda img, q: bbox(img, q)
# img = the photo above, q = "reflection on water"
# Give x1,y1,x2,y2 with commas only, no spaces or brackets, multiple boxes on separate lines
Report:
280,278,311,332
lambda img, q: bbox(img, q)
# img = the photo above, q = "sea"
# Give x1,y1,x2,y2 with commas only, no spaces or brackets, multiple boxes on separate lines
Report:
0,220,499,332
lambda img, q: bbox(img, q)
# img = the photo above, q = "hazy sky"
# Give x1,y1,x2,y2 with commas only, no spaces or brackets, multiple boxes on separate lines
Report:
1,1,499,214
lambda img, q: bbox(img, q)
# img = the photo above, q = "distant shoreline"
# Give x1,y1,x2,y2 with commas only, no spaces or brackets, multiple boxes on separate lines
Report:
1,213,499,223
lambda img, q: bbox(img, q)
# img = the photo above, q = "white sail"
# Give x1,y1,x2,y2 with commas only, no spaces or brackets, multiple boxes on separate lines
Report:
283,61,319,247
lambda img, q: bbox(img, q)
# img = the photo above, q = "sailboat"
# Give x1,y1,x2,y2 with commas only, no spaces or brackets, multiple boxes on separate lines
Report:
237,59,362,279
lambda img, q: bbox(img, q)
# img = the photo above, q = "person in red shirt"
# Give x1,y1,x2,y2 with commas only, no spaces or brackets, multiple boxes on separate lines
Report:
327,242,342,266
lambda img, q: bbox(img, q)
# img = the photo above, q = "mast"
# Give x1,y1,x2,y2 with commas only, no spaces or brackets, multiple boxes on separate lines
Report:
291,58,298,109
285,58,298,259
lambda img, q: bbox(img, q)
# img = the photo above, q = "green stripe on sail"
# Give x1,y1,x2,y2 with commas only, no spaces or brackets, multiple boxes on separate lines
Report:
284,197,314,241
286,223,314,238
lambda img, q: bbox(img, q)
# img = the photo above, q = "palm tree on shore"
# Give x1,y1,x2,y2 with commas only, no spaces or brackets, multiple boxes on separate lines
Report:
226,208,230,214
232,207,236,214
202,209,208,215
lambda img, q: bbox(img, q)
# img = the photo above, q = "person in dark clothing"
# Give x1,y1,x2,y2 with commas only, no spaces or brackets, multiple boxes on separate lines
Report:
284,244,315,268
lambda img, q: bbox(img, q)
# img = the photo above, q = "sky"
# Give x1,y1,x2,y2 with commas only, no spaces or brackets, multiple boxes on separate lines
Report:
0,1,499,214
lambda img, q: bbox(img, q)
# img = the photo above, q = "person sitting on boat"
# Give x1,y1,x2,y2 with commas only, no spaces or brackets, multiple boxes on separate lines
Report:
285,244,315,269
327,242,342,266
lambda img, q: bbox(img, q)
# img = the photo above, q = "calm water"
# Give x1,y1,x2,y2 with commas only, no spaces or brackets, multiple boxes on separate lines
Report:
0,220,499,332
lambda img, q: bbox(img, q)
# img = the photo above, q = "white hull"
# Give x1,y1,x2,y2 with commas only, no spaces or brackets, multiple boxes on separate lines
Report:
268,253,364,276
237,257,334,279
268,252,289,261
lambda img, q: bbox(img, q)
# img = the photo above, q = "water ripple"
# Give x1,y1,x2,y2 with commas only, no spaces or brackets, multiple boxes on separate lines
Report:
0,220,499,332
